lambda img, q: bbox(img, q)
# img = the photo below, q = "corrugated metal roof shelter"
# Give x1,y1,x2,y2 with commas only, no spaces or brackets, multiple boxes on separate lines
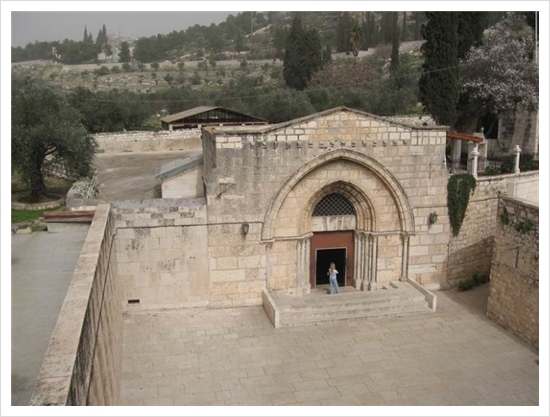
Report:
160,106,268,130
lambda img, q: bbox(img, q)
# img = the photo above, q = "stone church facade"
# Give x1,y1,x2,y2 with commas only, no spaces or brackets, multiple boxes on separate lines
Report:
113,106,450,310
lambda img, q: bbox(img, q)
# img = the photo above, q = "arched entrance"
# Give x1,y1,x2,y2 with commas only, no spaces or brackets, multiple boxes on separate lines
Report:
308,193,357,289
262,150,415,294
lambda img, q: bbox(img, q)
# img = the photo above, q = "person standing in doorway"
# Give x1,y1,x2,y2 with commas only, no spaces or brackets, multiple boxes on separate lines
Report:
327,262,339,295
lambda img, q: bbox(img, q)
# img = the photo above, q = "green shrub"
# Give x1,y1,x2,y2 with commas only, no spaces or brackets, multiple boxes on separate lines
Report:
514,220,534,233
500,155,515,173
459,273,488,291
94,66,110,76
499,207,509,225
484,165,500,176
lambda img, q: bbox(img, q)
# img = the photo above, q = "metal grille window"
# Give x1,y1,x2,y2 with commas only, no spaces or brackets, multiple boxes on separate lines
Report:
313,193,356,216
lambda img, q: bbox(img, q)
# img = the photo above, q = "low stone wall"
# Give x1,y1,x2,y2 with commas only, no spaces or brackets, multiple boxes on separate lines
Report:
12,197,65,211
65,172,100,209
508,175,538,203
446,171,538,287
94,129,201,153
487,196,539,348
30,204,123,406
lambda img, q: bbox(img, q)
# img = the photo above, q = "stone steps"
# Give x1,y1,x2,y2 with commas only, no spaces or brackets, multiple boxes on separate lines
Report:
264,281,435,328
280,303,433,327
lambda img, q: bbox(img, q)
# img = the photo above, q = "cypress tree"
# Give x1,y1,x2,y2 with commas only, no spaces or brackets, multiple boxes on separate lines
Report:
457,12,488,59
401,12,410,42
363,12,372,50
390,12,400,76
419,12,460,127
83,25,88,43
283,14,322,90
412,12,425,40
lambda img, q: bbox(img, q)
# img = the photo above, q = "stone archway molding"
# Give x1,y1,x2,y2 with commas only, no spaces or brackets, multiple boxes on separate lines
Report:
261,148,415,241
299,180,377,234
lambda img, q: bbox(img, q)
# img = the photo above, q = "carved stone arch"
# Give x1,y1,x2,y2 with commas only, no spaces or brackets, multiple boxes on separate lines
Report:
261,149,414,241
298,180,377,235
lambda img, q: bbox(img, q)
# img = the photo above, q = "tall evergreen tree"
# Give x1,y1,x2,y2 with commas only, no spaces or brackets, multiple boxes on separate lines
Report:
83,25,88,43
336,12,354,52
380,12,394,44
118,41,131,62
419,12,460,127
457,12,488,59
390,12,400,76
283,14,323,90
401,12,410,42
412,12,425,40
362,12,373,50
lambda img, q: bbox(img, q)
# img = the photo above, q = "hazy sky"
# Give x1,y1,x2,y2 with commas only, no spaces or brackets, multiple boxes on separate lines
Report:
11,12,238,47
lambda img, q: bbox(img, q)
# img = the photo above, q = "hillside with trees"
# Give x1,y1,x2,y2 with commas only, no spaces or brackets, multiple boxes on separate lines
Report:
11,11,538,139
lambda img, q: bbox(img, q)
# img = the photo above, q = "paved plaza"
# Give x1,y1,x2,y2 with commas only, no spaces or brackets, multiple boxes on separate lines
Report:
11,229,89,406
121,284,539,406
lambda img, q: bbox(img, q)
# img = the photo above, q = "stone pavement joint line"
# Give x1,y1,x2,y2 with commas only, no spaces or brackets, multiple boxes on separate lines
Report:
121,284,538,406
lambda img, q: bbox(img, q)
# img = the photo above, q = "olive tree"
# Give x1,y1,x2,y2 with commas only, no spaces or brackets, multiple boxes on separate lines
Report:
12,81,96,202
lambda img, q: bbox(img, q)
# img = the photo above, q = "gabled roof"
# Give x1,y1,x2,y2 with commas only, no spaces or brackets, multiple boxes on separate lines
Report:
160,106,268,124
203,106,449,135
160,106,218,124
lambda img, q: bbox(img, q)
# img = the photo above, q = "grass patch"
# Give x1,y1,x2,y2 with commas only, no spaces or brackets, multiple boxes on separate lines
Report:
11,208,57,224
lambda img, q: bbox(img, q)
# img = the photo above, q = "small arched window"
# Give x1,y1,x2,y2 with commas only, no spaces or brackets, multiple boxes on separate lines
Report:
313,193,356,217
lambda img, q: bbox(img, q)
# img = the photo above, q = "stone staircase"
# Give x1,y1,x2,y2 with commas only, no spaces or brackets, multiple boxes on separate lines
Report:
262,281,436,328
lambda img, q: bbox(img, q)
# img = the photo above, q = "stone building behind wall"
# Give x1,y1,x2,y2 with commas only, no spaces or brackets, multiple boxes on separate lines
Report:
116,106,452,310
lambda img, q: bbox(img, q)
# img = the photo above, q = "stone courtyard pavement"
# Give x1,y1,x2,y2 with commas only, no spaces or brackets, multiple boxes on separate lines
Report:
121,284,539,406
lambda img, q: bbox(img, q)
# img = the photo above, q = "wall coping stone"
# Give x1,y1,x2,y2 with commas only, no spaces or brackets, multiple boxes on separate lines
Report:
29,204,111,406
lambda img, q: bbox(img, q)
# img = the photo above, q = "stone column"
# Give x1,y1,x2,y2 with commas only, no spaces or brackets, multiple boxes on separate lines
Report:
471,144,480,179
295,236,312,295
354,231,363,289
296,240,302,295
451,138,462,172
265,243,272,291
304,238,311,294
369,235,378,291
514,145,522,174
400,233,410,282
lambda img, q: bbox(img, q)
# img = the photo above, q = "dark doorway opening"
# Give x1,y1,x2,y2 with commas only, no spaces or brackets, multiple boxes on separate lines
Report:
315,248,346,287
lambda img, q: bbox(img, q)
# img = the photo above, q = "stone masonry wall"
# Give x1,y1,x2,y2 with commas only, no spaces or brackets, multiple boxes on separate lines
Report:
30,204,123,406
94,129,201,153
487,197,539,348
446,171,538,287
203,109,451,293
112,198,209,311
207,222,266,308
495,107,538,156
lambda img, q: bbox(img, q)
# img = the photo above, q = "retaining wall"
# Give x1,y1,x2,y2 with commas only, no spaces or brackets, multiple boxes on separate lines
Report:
487,196,539,348
30,204,123,405
446,171,538,287
94,129,202,153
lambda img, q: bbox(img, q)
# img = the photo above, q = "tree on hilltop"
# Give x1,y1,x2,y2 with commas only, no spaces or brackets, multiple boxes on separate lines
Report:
119,41,131,62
